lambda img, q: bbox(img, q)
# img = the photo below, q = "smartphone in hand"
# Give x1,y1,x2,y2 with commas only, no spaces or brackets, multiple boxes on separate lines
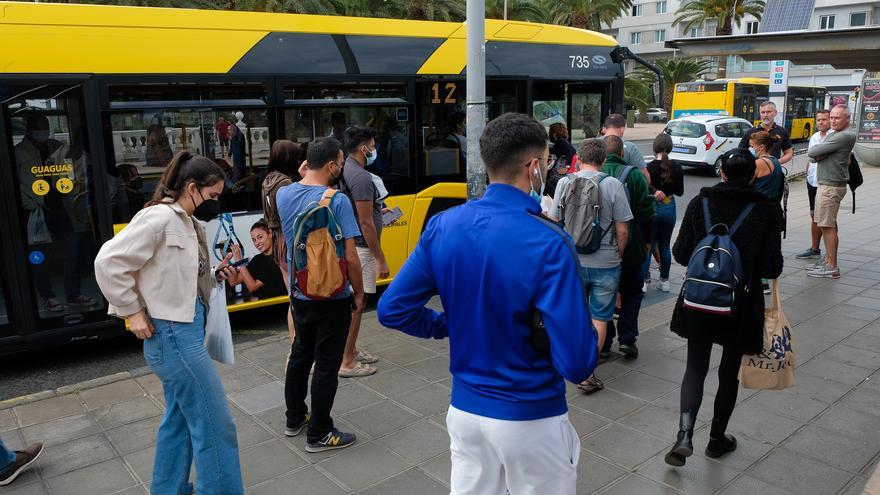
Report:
382,206,403,226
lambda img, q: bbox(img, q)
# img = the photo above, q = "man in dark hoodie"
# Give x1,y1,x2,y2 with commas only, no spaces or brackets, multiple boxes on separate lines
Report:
599,135,655,362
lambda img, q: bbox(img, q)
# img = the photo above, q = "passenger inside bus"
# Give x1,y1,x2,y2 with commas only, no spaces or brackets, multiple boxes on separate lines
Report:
226,219,287,301
16,116,97,312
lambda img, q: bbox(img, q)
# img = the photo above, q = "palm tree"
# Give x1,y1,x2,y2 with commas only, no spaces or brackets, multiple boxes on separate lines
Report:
672,0,765,78
485,0,545,22
624,75,653,122
378,0,465,21
545,0,632,31
636,58,712,114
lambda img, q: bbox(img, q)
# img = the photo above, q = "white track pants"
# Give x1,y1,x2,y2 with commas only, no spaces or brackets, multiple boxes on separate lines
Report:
446,405,580,495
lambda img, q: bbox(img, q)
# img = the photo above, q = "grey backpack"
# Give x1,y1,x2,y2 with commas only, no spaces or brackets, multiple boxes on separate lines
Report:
560,173,611,254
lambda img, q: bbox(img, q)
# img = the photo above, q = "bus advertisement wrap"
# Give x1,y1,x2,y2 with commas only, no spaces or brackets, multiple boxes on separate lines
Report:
858,79,880,142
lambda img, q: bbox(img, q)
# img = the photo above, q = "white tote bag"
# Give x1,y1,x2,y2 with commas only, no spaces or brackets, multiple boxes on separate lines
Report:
205,282,235,365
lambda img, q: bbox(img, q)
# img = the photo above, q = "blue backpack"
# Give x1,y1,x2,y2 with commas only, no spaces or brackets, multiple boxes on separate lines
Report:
681,198,754,315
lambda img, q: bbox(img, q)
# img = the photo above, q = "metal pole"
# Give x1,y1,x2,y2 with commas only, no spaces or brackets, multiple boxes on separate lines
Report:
503,0,507,20
466,0,487,200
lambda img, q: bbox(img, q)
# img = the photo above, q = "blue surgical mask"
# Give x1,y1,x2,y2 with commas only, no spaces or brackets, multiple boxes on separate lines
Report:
365,147,377,166
749,148,758,158
529,166,545,204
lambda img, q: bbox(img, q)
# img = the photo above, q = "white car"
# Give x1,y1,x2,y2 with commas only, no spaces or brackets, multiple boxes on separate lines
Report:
635,107,668,122
665,116,754,176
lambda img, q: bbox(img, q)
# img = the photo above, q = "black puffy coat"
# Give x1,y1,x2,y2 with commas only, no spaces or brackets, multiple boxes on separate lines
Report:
671,182,784,355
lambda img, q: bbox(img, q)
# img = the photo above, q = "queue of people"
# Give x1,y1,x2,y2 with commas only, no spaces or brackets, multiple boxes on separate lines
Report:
0,105,841,494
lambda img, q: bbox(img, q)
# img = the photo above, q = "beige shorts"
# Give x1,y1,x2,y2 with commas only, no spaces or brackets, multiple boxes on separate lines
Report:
814,185,847,228
356,247,377,294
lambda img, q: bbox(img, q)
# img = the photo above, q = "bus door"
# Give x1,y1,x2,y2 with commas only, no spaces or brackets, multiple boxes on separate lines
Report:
0,81,110,340
568,83,611,143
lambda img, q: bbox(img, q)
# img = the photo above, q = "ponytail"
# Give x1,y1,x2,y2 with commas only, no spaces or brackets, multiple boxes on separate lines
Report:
146,151,226,206
652,133,674,186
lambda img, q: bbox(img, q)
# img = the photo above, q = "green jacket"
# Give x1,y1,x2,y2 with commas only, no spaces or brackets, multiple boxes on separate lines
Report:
602,154,655,265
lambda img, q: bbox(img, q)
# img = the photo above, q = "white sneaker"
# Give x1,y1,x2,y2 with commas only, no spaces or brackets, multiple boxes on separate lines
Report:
642,282,648,294
656,280,671,292
804,255,826,271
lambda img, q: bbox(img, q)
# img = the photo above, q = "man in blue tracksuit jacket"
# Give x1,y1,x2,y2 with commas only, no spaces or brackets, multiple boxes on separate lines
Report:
378,112,597,495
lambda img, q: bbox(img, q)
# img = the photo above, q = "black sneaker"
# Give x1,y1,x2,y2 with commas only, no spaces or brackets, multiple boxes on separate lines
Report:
619,343,639,359
285,413,310,437
0,443,43,486
306,429,356,453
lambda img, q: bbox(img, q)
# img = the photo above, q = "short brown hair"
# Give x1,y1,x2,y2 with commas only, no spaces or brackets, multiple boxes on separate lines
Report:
603,135,624,157
816,108,830,116
577,139,607,167
603,114,626,129
549,123,569,141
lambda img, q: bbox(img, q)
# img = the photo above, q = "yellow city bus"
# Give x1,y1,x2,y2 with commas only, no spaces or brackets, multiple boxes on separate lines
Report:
0,1,639,353
672,78,826,140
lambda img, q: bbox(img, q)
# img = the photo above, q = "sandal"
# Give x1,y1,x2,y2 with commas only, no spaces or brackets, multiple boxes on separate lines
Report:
338,362,377,378
356,349,379,364
577,375,605,394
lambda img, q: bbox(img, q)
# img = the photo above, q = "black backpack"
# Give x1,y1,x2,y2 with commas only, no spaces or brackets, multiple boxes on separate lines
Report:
848,153,864,214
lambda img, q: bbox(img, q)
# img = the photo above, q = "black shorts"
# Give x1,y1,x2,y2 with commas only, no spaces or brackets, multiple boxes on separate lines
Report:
807,183,817,214
219,138,230,147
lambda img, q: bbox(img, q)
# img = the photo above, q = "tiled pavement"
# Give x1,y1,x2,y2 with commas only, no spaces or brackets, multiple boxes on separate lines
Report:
3,169,880,494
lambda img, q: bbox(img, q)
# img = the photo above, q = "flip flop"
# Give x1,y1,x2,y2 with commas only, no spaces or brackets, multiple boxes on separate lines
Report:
338,362,377,378
356,349,379,364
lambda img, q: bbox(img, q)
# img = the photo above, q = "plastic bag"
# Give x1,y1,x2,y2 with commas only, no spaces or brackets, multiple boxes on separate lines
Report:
205,282,234,365
27,208,52,245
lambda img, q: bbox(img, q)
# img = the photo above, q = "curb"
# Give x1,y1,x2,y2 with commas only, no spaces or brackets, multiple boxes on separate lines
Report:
0,333,292,411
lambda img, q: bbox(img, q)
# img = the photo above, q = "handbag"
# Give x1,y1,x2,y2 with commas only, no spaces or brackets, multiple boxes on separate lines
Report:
204,281,235,365
27,207,53,245
738,279,795,390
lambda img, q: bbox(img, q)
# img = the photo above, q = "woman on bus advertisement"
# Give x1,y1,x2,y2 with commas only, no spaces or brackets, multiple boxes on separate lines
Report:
226,219,287,301
94,151,244,495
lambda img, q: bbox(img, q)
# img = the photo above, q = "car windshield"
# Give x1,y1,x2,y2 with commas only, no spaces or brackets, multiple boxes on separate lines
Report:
666,121,706,138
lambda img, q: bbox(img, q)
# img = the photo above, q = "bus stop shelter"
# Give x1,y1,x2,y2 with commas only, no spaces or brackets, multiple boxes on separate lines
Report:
664,27,880,71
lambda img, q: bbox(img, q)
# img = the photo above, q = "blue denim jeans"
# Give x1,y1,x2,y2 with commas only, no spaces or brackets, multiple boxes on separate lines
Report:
579,265,621,321
145,299,244,495
0,436,15,471
642,199,676,281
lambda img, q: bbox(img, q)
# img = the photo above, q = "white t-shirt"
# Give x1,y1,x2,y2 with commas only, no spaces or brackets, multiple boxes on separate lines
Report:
807,129,833,187
550,170,634,269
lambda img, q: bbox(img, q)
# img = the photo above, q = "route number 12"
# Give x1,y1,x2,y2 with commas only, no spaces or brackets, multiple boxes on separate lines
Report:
431,82,457,104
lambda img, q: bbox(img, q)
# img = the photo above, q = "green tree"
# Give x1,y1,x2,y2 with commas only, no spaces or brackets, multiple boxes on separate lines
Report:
636,57,712,114
485,0,545,21
624,75,653,122
545,0,632,31
672,0,765,78
376,0,465,21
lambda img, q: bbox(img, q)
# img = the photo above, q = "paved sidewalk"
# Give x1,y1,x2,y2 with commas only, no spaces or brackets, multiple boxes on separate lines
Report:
2,169,880,495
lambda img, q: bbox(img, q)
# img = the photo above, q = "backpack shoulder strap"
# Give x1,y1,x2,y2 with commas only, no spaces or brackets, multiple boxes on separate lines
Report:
616,166,635,185
701,197,712,233
729,202,756,235
319,188,338,207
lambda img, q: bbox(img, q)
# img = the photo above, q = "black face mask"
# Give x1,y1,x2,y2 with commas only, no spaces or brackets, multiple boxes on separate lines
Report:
129,177,144,190
328,162,343,188
192,189,221,222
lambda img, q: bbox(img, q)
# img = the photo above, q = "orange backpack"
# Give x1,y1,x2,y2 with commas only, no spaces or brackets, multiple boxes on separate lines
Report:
291,189,348,299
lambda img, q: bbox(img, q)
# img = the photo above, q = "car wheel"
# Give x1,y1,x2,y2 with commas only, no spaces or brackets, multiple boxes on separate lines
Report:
714,157,724,177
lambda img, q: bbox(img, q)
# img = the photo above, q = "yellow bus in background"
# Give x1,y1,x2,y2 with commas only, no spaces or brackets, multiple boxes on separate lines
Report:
672,78,826,140
0,1,644,353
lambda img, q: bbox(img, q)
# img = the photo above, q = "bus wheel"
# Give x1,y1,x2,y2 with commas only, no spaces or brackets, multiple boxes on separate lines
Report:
714,157,724,177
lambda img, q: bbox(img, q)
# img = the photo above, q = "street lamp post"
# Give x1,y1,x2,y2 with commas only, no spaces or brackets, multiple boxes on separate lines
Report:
466,0,487,199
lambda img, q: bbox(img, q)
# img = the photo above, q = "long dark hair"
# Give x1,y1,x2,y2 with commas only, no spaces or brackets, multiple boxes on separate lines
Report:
721,149,757,186
267,139,302,177
147,151,226,206
653,132,674,186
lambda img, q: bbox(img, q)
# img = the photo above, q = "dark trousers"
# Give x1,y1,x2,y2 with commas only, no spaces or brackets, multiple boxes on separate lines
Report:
285,297,351,444
603,262,644,351
680,339,743,425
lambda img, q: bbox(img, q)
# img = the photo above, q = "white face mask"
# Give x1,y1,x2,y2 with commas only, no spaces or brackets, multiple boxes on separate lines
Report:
365,146,377,166
31,130,50,143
